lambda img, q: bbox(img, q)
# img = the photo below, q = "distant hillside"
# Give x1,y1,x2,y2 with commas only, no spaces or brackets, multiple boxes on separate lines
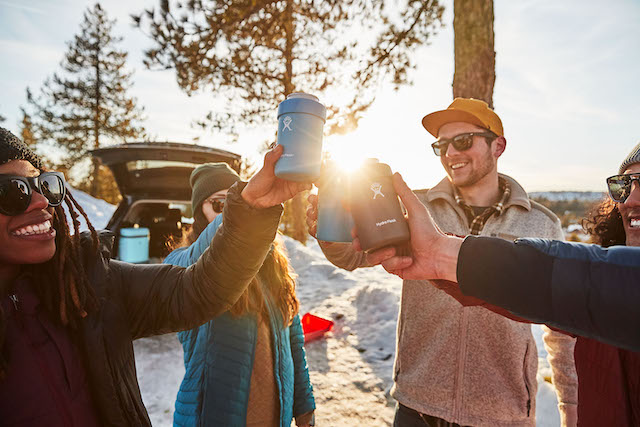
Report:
528,191,605,202
529,192,606,235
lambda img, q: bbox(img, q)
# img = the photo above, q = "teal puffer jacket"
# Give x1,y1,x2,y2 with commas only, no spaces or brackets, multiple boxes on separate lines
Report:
165,217,315,427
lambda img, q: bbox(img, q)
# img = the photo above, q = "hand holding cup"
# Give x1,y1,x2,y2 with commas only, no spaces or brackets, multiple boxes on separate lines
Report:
241,145,311,209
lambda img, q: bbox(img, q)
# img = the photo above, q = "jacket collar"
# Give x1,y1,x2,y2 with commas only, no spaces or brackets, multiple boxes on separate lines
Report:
426,173,531,211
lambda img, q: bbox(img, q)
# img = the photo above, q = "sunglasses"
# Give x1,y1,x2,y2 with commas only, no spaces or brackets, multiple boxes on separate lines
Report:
0,172,66,216
606,173,640,203
204,197,225,213
431,132,497,156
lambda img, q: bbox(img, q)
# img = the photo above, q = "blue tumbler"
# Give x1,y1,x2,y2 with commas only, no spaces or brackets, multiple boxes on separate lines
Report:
316,162,353,243
274,93,327,182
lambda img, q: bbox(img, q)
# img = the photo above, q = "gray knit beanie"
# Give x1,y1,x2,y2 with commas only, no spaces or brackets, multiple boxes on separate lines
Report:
190,162,241,213
0,127,43,169
619,142,640,174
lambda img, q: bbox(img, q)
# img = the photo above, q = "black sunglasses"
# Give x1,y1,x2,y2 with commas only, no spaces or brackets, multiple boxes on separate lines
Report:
431,131,497,156
0,172,66,216
606,173,640,203
204,197,225,214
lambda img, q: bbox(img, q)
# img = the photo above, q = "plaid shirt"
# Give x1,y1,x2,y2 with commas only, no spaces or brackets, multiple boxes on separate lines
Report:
454,177,511,235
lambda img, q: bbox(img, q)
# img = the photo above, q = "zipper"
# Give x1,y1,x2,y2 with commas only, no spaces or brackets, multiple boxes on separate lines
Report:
523,343,532,417
9,294,19,311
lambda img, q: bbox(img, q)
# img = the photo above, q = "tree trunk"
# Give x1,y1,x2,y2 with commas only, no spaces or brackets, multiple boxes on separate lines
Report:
281,0,308,244
453,0,495,108
91,49,101,197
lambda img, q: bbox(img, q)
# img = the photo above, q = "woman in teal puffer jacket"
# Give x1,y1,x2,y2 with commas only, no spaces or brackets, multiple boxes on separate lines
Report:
165,163,315,427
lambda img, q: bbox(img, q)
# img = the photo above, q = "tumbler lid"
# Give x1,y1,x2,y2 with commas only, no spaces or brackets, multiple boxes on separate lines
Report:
287,92,319,101
278,92,326,121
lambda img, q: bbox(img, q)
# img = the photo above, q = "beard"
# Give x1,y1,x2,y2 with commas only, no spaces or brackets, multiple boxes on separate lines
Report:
447,148,495,188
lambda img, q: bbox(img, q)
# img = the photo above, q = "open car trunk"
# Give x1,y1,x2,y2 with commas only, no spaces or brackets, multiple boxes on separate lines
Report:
91,142,242,260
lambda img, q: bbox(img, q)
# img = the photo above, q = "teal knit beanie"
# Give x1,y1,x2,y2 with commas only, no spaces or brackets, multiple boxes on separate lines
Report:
190,163,241,214
619,142,640,174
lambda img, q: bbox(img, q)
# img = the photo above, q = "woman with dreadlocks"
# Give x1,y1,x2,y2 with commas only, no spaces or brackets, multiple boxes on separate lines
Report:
0,127,309,426
165,163,315,427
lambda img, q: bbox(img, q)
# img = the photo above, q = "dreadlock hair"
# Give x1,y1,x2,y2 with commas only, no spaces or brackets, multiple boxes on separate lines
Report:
170,211,299,327
0,188,100,380
582,198,626,247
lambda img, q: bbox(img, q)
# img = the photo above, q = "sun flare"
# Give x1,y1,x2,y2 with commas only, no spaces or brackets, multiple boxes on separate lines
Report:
323,133,369,175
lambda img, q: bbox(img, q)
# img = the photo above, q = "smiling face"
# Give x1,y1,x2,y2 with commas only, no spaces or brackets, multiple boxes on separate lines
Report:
618,163,640,247
437,122,504,189
0,160,57,276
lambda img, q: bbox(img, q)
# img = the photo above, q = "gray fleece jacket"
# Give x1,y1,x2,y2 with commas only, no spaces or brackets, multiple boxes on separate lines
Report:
320,174,577,426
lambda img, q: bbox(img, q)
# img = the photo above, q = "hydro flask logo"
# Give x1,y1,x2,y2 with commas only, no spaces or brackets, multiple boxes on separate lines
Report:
370,182,384,199
282,116,293,131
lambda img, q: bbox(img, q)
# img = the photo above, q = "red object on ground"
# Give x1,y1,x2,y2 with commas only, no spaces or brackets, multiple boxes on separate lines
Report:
301,313,334,343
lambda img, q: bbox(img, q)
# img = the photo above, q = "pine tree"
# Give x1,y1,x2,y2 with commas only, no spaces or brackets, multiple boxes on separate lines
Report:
135,0,443,243
29,3,145,197
453,0,495,107
19,108,36,147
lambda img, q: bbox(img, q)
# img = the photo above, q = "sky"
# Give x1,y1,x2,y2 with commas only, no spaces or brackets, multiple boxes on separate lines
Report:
1,0,639,191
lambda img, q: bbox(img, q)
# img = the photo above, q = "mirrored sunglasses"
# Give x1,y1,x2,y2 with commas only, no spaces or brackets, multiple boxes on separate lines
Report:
606,173,640,203
0,172,66,216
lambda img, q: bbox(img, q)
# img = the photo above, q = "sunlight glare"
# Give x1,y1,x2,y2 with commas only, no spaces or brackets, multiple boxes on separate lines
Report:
323,133,368,175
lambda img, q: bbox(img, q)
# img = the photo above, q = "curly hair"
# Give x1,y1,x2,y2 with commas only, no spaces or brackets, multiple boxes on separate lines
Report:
582,198,626,247
0,189,99,379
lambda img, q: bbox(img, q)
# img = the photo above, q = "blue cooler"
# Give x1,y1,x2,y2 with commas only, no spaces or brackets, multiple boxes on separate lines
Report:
118,227,150,263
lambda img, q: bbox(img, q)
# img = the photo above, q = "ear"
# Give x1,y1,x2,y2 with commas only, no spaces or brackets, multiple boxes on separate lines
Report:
492,136,506,159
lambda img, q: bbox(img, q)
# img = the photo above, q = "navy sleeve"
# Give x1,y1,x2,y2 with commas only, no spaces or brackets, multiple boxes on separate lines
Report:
457,236,640,352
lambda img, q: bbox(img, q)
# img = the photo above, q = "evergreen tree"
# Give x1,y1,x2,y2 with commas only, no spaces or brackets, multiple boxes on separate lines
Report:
19,108,36,148
135,0,443,243
29,3,145,197
453,0,495,107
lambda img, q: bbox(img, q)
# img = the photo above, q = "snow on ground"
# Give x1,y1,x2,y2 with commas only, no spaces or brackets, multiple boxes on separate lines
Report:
66,185,116,230
72,189,560,426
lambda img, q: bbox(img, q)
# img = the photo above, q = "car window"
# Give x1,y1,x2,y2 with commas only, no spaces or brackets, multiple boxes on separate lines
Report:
126,160,202,170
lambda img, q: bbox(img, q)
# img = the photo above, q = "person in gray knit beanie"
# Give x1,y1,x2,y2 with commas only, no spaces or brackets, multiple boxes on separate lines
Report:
619,141,640,174
190,162,241,218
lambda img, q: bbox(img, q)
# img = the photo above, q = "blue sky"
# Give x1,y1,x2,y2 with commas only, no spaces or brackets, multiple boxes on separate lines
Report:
1,0,639,191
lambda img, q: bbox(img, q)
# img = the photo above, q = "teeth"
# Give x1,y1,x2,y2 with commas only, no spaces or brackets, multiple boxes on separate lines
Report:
451,162,467,170
631,219,640,228
12,220,51,237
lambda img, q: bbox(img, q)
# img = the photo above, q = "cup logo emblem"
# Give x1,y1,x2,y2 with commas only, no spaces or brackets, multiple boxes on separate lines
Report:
283,116,293,131
371,182,384,199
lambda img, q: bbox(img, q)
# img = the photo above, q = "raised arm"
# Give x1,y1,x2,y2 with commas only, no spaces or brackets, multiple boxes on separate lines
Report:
457,236,640,351
112,182,283,339
109,145,311,339
359,173,640,352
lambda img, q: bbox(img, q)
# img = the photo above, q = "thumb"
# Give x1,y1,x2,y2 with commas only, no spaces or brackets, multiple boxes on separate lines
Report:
263,144,283,171
392,173,426,217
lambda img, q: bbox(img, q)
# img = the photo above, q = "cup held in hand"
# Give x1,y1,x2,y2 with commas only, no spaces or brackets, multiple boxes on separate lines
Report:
274,93,326,182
